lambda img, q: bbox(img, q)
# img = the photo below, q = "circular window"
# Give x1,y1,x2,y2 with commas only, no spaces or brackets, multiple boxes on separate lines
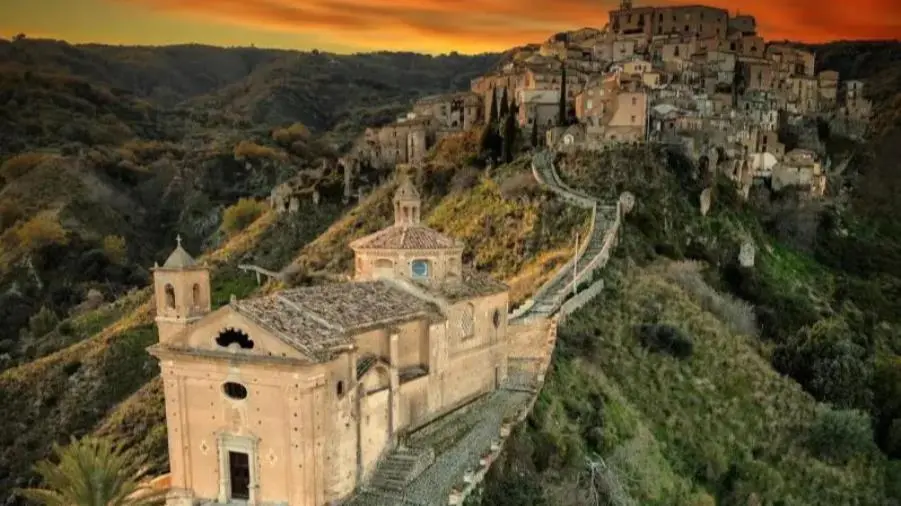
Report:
411,259,429,278
223,382,248,400
492,309,502,329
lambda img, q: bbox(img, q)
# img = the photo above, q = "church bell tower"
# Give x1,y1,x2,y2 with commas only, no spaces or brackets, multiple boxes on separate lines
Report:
152,235,211,343
393,172,422,226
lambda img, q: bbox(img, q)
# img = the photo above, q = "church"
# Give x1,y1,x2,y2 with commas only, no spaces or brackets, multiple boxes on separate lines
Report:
148,176,511,506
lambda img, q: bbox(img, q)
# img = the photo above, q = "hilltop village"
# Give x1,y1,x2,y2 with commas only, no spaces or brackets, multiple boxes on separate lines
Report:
139,3,875,506
348,0,871,199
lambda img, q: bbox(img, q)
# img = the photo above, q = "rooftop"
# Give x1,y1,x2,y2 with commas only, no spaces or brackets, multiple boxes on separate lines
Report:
351,224,463,251
158,235,197,270
231,280,442,361
410,268,508,303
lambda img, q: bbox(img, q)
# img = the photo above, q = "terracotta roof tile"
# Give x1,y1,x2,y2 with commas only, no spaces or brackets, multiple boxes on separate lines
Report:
232,280,441,361
351,225,463,251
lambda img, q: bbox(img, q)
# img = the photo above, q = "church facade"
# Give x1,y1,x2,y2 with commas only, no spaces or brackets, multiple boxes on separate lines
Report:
148,177,510,506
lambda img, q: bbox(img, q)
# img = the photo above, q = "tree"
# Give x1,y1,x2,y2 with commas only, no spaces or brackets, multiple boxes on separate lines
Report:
501,108,517,164
489,88,499,126
531,119,540,148
16,436,166,506
499,88,509,118
558,63,568,127
479,123,502,162
807,405,876,464
16,212,68,252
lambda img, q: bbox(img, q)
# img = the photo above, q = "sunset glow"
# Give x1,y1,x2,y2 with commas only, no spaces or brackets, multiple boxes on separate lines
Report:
2,0,900,53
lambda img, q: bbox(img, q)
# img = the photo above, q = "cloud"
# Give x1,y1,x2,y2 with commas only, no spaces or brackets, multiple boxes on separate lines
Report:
115,0,901,53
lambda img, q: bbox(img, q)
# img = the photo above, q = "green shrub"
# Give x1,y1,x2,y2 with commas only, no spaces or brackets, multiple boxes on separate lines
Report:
807,405,876,464
220,198,266,237
101,235,127,265
27,306,59,339
886,459,901,502
636,324,693,359
773,317,874,410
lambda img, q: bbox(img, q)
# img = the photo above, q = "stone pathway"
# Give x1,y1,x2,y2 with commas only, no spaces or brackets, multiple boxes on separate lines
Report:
344,389,533,506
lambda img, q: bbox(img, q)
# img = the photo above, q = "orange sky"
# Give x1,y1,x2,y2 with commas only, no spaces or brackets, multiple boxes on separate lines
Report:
2,0,900,54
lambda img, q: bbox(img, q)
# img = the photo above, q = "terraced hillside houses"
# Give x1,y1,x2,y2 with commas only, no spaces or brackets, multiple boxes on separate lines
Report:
352,0,870,199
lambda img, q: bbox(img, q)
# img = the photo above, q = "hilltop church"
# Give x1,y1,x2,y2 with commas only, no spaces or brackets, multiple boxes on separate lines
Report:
148,176,511,505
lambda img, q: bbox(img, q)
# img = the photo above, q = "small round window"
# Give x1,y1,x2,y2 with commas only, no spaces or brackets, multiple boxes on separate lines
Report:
411,259,429,278
223,382,248,400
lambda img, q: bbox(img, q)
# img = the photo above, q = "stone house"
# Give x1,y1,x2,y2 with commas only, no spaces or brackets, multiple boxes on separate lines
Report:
150,178,511,506
772,148,826,195
603,91,648,142
724,33,765,59
658,38,696,64
622,58,653,76
574,81,616,123
517,89,561,129
843,80,865,102
786,76,820,114
602,39,637,62
728,14,757,35
361,115,437,169
766,44,816,78
741,60,778,91
412,92,482,132
817,70,839,106
608,4,728,40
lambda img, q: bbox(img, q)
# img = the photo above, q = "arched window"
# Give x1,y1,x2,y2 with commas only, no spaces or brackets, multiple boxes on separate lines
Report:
164,284,176,309
411,259,430,279
336,381,345,397
216,328,255,349
223,382,248,400
492,309,502,329
192,283,201,308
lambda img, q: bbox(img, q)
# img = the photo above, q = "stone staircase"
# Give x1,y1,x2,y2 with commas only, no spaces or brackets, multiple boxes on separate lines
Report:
367,446,435,492
512,151,619,321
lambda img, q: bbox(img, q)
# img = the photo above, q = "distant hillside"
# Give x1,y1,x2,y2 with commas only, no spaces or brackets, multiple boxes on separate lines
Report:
0,38,500,138
0,38,500,373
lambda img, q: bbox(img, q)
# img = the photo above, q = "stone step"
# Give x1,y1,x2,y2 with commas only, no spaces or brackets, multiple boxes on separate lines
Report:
370,477,407,492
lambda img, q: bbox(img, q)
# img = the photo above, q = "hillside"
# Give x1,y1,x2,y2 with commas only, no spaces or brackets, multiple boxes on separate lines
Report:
0,38,500,372
0,122,590,499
